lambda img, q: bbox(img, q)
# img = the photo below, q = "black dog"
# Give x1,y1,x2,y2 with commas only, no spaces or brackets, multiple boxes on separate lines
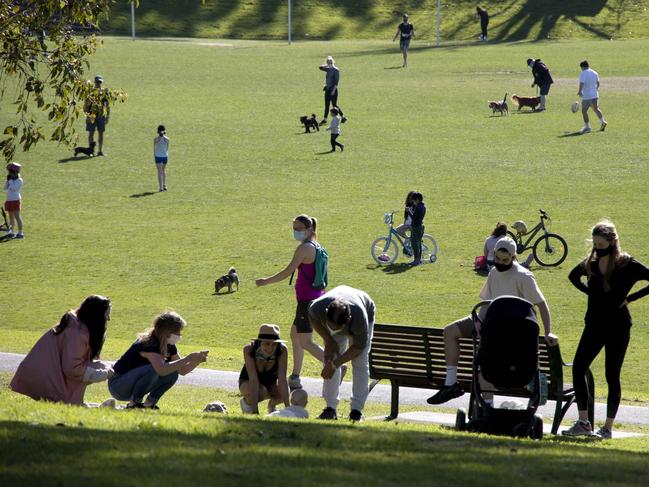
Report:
300,114,319,133
215,267,239,294
74,141,96,157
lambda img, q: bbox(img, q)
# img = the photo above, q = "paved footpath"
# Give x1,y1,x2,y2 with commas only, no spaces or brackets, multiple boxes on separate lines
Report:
2,351,648,436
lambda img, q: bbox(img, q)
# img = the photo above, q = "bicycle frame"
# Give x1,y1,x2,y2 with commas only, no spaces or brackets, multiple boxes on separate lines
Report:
384,216,408,250
513,212,550,252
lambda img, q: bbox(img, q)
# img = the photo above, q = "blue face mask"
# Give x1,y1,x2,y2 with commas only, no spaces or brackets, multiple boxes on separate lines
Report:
293,230,306,241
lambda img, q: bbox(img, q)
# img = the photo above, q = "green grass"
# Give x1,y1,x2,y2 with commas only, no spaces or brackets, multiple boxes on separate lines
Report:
2,373,649,486
3,36,649,407
102,0,649,41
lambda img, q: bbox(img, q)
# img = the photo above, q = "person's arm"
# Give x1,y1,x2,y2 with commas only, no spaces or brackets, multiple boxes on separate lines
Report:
242,345,260,414
153,137,156,156
277,345,290,407
140,350,207,376
393,27,400,41
483,239,489,259
624,260,649,304
256,244,310,286
309,305,338,364
578,81,584,97
83,360,114,383
322,319,368,379
318,65,328,71
535,300,557,346
331,70,339,95
61,329,91,382
568,261,589,294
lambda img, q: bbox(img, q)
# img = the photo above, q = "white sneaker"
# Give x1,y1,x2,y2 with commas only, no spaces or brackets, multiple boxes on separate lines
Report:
240,397,255,414
595,426,612,440
580,126,591,134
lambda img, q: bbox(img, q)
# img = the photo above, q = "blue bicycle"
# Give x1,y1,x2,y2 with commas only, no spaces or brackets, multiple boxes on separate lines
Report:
371,211,438,265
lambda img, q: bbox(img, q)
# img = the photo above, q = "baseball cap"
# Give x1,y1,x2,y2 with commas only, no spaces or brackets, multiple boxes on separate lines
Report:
6,162,21,173
494,237,517,256
94,75,104,84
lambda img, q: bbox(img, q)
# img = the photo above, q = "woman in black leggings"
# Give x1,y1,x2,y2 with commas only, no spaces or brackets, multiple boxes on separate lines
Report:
563,221,649,439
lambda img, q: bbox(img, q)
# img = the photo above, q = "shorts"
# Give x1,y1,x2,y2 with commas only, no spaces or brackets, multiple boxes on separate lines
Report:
86,116,106,132
4,200,21,212
582,98,598,109
293,300,313,333
446,315,474,338
155,156,168,164
400,37,411,51
539,84,551,96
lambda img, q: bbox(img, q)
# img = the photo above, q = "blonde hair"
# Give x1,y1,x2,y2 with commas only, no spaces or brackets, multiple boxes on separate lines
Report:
585,220,629,291
138,311,186,355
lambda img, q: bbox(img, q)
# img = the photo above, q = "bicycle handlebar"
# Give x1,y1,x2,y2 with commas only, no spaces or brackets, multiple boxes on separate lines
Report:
539,209,548,219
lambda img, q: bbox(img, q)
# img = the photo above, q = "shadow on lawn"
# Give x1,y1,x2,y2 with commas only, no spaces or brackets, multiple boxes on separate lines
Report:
1,416,646,485
129,191,159,198
58,156,93,163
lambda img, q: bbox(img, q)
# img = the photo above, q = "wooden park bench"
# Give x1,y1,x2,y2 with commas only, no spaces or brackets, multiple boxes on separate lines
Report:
368,323,594,435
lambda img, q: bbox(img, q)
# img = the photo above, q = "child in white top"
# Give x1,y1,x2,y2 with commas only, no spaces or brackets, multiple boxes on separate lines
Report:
153,125,170,191
326,107,344,152
267,388,309,419
4,162,24,239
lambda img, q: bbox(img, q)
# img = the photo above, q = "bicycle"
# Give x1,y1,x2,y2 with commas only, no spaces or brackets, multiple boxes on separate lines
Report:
371,211,438,265
507,209,568,267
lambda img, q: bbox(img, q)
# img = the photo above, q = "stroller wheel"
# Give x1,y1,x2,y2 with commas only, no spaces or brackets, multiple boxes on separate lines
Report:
455,408,467,431
512,422,529,438
531,413,544,440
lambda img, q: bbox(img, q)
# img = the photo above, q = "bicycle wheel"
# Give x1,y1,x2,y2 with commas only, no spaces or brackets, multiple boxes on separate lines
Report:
421,234,439,263
532,233,568,267
371,237,399,265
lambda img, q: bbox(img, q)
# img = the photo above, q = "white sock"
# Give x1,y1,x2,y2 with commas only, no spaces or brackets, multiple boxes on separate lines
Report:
445,366,458,386
584,123,590,129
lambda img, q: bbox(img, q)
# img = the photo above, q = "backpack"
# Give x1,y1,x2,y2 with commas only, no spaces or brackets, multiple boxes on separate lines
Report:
289,241,328,290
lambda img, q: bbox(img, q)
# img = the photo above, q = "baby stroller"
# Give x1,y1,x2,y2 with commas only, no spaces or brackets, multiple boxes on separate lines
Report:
456,295,544,439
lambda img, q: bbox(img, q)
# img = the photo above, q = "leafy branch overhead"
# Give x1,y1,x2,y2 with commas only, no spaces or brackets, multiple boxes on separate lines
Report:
0,0,127,161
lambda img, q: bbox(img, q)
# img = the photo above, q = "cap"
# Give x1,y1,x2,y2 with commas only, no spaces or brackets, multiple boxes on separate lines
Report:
6,162,21,173
494,236,517,256
94,75,104,84
253,324,286,343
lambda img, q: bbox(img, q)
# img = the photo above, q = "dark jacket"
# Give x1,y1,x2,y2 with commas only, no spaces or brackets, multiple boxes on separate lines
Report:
531,59,553,86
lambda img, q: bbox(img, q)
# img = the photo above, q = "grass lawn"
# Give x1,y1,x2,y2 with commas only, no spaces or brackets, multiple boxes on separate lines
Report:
2,35,649,411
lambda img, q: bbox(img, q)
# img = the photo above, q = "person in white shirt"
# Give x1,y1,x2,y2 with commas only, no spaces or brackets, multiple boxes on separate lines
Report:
326,107,344,152
578,60,607,134
4,162,24,239
427,236,558,404
153,125,170,191
267,389,309,419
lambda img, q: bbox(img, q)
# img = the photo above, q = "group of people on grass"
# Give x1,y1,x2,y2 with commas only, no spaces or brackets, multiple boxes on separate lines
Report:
9,213,649,438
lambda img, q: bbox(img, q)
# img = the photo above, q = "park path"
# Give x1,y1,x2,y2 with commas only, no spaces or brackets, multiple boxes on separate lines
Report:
2,351,649,429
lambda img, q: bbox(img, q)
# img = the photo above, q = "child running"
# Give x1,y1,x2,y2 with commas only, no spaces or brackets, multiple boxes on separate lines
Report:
326,107,344,152
4,162,24,239
153,125,169,191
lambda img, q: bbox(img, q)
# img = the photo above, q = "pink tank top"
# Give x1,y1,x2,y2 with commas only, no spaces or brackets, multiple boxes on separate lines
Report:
295,261,325,301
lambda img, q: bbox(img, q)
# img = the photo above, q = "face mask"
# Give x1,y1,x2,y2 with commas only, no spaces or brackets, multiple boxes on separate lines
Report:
594,246,614,257
494,262,513,272
167,334,181,345
293,230,307,241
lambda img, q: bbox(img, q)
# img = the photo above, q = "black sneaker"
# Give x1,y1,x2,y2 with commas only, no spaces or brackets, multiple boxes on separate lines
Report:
426,382,464,405
97,151,104,156
125,402,145,409
144,403,160,410
318,407,338,420
349,409,364,422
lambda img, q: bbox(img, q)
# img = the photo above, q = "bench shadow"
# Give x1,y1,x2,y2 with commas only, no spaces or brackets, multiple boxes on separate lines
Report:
129,191,159,198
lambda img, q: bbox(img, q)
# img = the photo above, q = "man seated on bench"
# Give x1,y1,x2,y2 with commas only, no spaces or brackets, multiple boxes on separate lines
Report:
427,237,559,405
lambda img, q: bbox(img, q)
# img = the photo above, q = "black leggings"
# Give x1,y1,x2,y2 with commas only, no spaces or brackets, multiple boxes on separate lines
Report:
572,322,631,418
330,134,343,151
324,89,339,120
480,19,488,38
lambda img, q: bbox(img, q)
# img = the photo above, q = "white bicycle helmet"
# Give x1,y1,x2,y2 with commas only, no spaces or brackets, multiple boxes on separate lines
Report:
384,212,393,225
512,220,528,234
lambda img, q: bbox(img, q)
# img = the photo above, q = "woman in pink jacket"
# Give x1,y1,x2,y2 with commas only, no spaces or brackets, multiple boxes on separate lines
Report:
10,295,113,405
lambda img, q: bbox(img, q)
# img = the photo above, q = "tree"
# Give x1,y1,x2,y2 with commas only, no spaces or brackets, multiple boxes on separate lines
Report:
0,1,127,161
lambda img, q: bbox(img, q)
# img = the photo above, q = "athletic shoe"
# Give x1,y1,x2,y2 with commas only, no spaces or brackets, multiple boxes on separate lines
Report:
410,260,422,266
15,233,24,239
288,374,302,390
318,407,338,420
562,419,593,437
600,121,607,132
125,402,145,409
426,382,464,404
319,119,327,126
97,151,104,156
340,144,344,152
595,426,612,440
240,397,255,414
580,127,591,134
100,398,116,408
349,409,364,422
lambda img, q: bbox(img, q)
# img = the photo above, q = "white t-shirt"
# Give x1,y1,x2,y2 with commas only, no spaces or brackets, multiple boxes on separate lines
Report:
479,261,545,305
579,68,599,100
154,135,169,158
267,405,308,419
4,177,22,201
484,235,501,262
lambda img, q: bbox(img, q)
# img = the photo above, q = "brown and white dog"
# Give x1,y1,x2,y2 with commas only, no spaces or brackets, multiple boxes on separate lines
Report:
511,94,541,111
215,267,239,293
488,93,508,116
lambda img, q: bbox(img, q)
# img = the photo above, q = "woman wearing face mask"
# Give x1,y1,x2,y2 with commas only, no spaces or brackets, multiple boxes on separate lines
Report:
109,311,208,409
239,324,290,414
563,221,649,439
256,214,326,390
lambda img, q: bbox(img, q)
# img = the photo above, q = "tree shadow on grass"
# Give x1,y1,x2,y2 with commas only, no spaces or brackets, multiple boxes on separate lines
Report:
129,191,159,198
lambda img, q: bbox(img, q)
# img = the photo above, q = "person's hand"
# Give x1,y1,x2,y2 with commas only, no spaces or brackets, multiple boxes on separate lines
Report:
255,278,267,287
544,333,559,347
188,351,207,364
619,299,629,309
321,360,336,380
577,92,582,98
324,340,338,363
107,368,115,380
530,83,535,88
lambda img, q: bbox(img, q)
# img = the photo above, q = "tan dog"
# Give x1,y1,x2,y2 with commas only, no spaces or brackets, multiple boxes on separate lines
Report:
488,93,508,116
511,94,541,111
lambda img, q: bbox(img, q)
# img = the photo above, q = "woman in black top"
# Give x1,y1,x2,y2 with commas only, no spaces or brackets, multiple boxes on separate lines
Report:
239,324,290,414
563,221,649,439
393,14,415,67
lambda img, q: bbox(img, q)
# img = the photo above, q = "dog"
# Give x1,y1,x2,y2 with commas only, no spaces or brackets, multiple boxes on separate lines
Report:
511,94,541,111
300,114,319,133
488,93,508,116
74,141,96,157
214,267,239,293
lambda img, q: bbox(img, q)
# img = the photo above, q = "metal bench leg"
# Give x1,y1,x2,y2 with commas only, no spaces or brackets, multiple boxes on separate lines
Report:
386,380,399,420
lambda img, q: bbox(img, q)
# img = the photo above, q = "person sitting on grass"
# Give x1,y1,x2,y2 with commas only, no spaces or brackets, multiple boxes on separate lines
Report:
11,295,113,405
427,237,558,405
239,324,290,415
267,388,309,419
483,221,508,270
108,311,208,409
